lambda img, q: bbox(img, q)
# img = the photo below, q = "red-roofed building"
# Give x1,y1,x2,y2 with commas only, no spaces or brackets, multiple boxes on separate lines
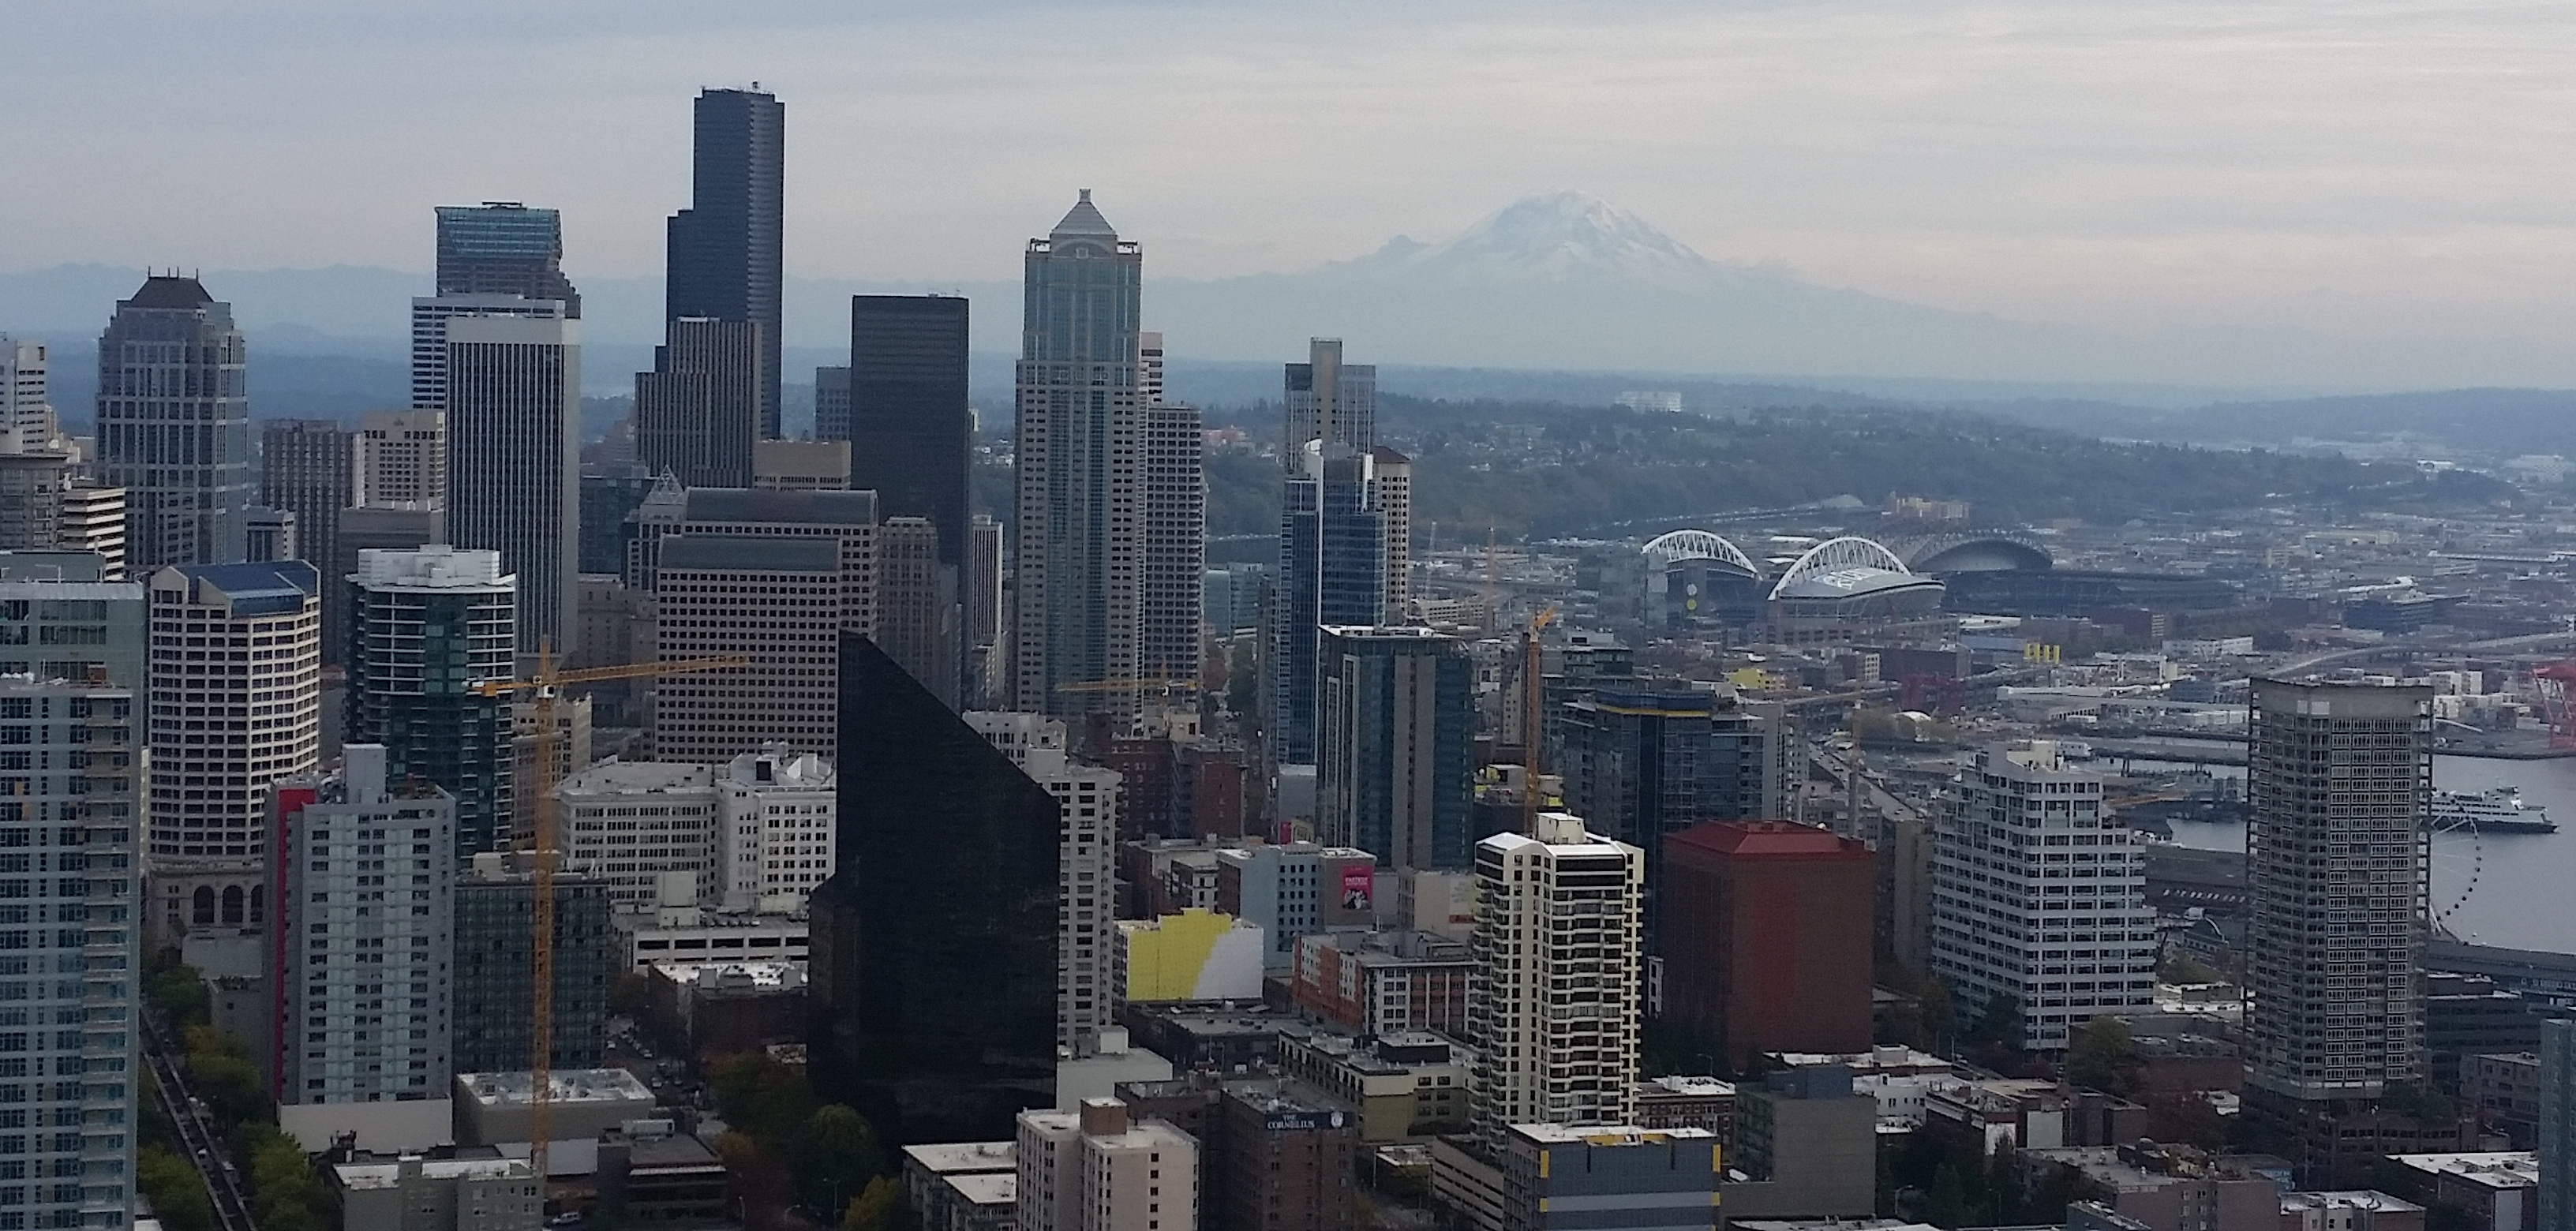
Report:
1661,820,1875,1068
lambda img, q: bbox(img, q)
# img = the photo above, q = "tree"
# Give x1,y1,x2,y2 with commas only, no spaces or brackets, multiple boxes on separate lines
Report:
144,963,212,1029
1926,1162,1969,1229
242,1125,331,1231
843,1176,913,1231
792,1105,887,1218
2065,1018,2137,1094
2158,950,2220,984
1968,992,2023,1051
137,1146,216,1231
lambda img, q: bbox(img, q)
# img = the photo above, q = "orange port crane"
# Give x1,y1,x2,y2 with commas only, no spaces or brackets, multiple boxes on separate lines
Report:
472,647,747,1179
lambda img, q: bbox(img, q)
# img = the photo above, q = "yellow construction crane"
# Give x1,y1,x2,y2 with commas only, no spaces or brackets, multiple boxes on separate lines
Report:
472,646,747,1181
1522,607,1557,834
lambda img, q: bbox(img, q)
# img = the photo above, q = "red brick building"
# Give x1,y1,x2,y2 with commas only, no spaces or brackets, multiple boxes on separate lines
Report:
1289,930,1473,1038
1661,821,1875,1069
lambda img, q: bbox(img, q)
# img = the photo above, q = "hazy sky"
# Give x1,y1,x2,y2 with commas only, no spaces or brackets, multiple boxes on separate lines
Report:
9,1,2574,343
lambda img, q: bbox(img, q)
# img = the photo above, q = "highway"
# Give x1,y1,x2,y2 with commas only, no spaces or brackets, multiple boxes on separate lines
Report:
139,1008,256,1231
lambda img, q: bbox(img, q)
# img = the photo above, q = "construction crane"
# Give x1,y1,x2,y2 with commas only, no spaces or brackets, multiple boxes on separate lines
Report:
471,645,747,1181
1522,607,1557,834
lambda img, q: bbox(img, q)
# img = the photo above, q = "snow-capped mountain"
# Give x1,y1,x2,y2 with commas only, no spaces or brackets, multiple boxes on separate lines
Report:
1334,190,1741,290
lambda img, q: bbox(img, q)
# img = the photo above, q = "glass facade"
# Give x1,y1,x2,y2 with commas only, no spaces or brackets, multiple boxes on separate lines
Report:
1274,454,1386,765
847,296,971,569
811,632,1059,1143
451,866,608,1075
345,551,517,859
665,88,784,439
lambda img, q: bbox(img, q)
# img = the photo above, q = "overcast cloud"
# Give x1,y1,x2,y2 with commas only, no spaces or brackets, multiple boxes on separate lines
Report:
6,1,2572,347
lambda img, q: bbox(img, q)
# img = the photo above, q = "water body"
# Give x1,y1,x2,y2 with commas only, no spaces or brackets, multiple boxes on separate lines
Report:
2159,754,2576,955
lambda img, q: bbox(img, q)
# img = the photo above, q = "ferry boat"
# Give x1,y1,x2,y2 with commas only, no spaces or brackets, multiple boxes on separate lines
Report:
2430,787,2558,834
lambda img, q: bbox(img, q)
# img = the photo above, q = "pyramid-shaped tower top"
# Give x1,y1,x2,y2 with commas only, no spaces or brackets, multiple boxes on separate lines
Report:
1051,189,1118,239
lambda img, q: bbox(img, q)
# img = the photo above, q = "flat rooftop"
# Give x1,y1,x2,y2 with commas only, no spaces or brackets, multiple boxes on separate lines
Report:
1509,1124,1717,1144
945,1173,1017,1207
2388,1153,2537,1189
903,1140,1016,1176
458,1068,655,1106
333,1156,537,1189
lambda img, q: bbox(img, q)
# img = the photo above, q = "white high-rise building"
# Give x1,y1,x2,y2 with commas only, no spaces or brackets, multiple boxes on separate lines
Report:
968,711,1121,1051
713,746,836,914
408,294,566,416
146,561,323,944
1929,741,2158,1052
1469,812,1644,1148
1013,193,1144,717
443,313,578,656
1015,1099,1198,1231
59,484,129,578
356,408,447,509
277,745,457,1106
0,335,58,454
556,761,717,913
0,674,140,1231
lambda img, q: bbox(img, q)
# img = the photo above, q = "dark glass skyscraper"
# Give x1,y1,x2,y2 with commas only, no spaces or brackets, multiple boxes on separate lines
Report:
666,87,784,440
436,203,581,317
1274,447,1387,765
811,632,1059,1143
1317,626,1473,870
95,276,253,568
848,295,969,567
635,316,762,488
454,856,612,1074
345,546,518,858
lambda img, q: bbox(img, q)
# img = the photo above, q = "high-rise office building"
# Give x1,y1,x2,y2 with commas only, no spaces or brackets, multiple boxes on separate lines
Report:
1274,446,1387,764
244,507,297,563
812,366,852,443
436,202,581,316
636,316,763,489
1371,447,1413,623
0,673,140,1231
876,517,958,706
966,513,1004,705
652,535,844,762
261,418,356,660
625,488,879,636
965,711,1120,1051
275,746,457,1106
752,440,848,491
356,408,447,509
1661,821,1875,1069
2245,679,2434,1179
1282,338,1376,462
144,561,321,943
444,315,580,654
452,852,612,1075
1928,740,2157,1052
1013,193,1146,716
0,335,52,454
1015,1100,1200,1231
410,295,567,416
848,295,970,564
2541,1019,2575,1231
0,336,70,554
811,634,1061,1143
556,761,717,912
1138,331,1166,406
1316,626,1473,871
1142,402,1204,685
346,546,518,858
1469,813,1644,1151
94,276,254,569
713,746,836,914
666,87,784,440
59,484,129,578
0,550,145,687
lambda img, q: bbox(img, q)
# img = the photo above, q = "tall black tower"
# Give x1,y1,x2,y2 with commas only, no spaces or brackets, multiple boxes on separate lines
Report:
666,87,784,440
846,294,970,566
809,632,1060,1143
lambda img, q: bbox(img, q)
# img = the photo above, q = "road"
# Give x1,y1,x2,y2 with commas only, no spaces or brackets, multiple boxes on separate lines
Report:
139,1009,256,1231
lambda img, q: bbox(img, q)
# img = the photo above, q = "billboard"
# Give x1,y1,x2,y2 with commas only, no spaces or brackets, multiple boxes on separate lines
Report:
1339,863,1373,914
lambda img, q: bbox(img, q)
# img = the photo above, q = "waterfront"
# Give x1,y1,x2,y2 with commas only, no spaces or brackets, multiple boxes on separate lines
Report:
2159,754,2576,955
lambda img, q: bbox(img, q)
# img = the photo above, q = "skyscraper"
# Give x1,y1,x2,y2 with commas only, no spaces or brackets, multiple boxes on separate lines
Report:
1274,446,1387,764
1371,447,1413,622
2245,678,2435,1180
1929,740,2157,1051
876,517,958,706
848,295,970,565
811,633,1061,1143
145,561,321,944
1469,812,1644,1150
355,408,447,509
95,276,254,568
1013,192,1144,716
0,336,70,552
666,87,784,440
275,746,457,1106
452,852,612,1075
1283,338,1376,462
0,335,51,453
346,546,518,858
1317,626,1473,871
653,535,844,762
965,711,1120,1053
0,550,144,688
436,202,581,316
966,513,1005,705
261,418,356,659
1661,820,1875,1069
636,316,762,488
410,294,567,416
444,315,580,654
812,365,851,442
1142,401,1205,684
0,673,140,1230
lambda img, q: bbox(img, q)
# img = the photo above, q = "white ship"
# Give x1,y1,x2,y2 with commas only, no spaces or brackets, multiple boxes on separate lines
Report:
2430,787,2557,834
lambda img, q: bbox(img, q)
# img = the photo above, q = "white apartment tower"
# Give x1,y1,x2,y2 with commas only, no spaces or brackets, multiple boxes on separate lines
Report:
278,745,458,1105
1015,1099,1198,1231
146,561,322,941
714,746,836,914
1928,740,2158,1052
2245,679,2432,1105
969,711,1121,1052
555,761,716,914
441,312,579,655
0,675,141,1230
1470,812,1645,1149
